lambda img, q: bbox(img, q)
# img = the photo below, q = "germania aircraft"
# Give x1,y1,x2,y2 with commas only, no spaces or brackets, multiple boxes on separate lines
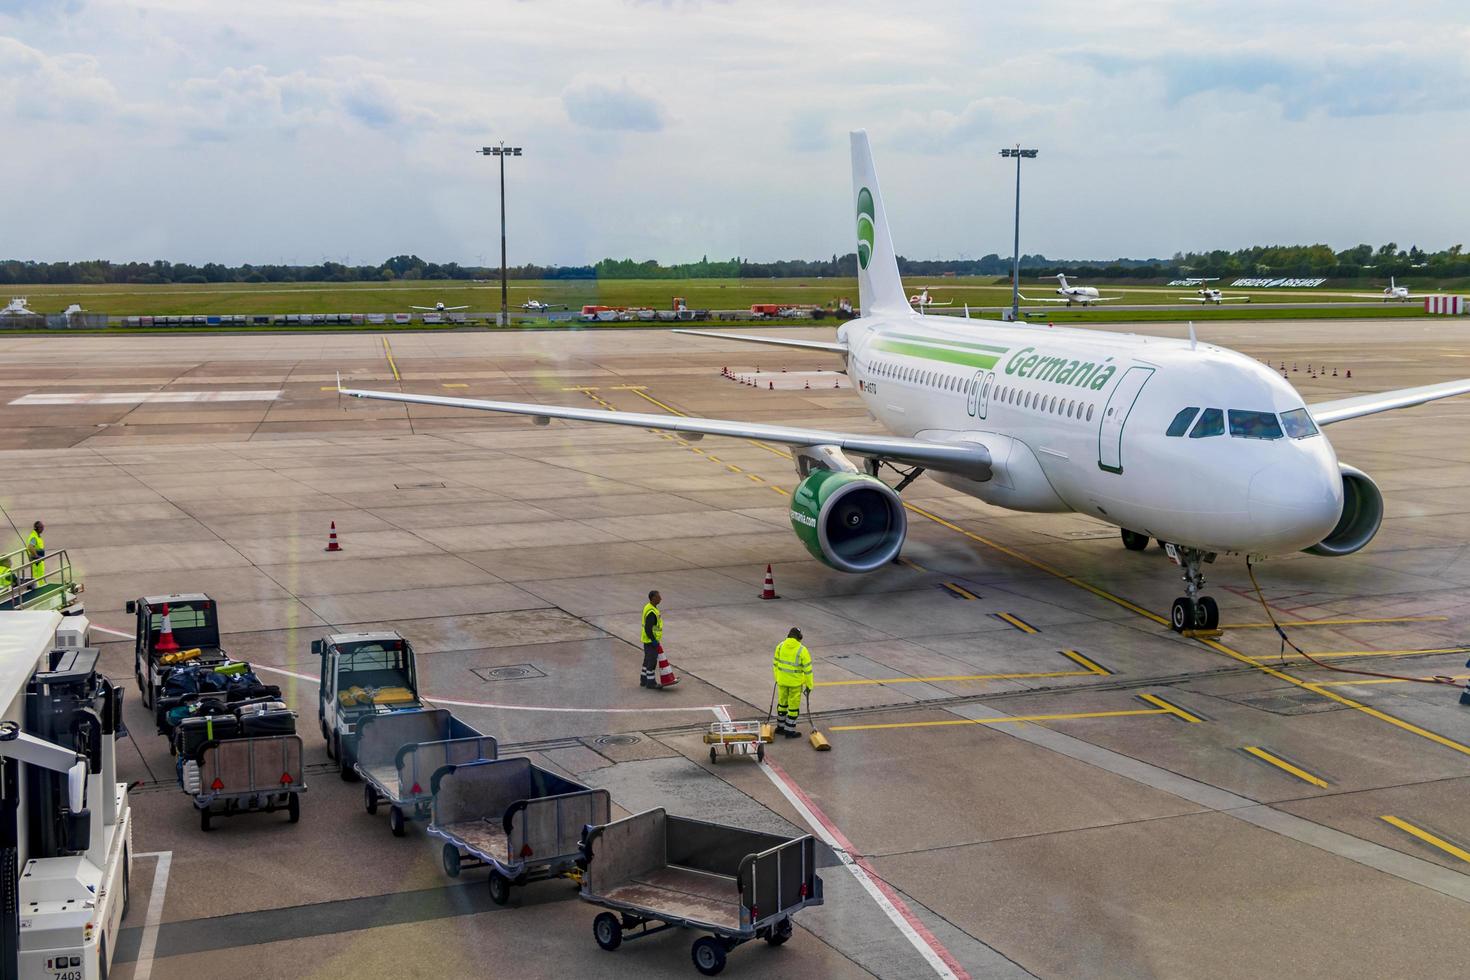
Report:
1180,280,1252,305
1021,274,1122,307
1351,277,1412,302
411,302,470,313
341,131,1470,633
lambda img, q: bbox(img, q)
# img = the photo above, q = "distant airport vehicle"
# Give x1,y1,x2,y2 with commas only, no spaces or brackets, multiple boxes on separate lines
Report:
1,296,37,316
1179,280,1252,304
411,302,470,313
908,287,952,311
1021,274,1122,306
521,299,566,312
1351,276,1412,302
341,131,1470,634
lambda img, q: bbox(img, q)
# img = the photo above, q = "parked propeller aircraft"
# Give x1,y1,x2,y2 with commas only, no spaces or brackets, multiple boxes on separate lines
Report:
1021,274,1122,306
1180,280,1252,304
521,299,567,312
340,131,1470,634
908,288,951,311
411,302,469,313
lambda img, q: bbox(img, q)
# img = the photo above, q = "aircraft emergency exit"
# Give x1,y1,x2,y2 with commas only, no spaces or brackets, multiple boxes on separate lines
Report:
340,132,1470,634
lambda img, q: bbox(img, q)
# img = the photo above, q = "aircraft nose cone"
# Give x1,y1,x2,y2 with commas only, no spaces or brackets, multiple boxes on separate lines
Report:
1248,459,1343,550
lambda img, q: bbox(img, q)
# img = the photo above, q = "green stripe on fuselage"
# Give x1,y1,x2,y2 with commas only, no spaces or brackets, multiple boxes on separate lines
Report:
873,338,1001,369
886,333,1009,354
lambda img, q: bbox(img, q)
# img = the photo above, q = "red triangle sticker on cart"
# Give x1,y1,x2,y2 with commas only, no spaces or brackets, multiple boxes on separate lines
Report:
411,783,421,795
210,777,223,790
519,843,534,858
280,772,293,785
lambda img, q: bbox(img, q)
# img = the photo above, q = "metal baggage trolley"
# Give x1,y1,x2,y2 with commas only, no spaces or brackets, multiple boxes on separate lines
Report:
579,808,824,976
703,719,774,764
354,708,492,836
427,757,611,905
183,734,306,832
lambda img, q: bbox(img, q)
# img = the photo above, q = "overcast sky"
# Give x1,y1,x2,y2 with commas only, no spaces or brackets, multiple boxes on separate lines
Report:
4,0,1468,266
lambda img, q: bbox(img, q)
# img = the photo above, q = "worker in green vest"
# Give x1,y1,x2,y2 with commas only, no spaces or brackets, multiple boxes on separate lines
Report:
24,521,45,585
772,627,813,737
0,558,14,607
640,590,664,689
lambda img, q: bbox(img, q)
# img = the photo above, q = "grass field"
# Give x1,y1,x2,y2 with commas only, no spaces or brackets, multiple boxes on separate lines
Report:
4,277,1456,318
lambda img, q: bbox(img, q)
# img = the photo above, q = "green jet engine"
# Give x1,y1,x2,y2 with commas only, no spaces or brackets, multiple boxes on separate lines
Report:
788,469,907,573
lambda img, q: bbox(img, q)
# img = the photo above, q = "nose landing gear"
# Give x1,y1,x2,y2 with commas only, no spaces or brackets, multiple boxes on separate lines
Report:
1166,545,1219,632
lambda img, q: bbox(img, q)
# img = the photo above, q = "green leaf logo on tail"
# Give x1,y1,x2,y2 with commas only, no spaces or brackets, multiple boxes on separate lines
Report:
856,187,875,270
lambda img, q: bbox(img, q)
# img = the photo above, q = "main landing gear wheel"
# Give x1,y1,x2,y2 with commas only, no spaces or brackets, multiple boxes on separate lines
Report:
1121,529,1150,551
1171,598,1197,632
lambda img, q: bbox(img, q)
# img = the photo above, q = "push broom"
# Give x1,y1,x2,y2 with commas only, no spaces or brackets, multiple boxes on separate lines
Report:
806,690,830,751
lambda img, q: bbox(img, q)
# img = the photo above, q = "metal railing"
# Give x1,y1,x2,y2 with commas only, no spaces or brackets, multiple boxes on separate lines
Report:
0,545,81,611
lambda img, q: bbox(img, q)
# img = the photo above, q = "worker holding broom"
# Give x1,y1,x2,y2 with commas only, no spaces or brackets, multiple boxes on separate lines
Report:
772,627,813,738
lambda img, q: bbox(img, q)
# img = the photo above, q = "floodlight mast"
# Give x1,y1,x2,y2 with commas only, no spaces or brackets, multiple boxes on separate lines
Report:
478,143,523,325
999,146,1038,321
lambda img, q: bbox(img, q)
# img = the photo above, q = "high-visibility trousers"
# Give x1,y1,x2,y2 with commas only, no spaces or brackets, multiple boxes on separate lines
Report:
777,685,803,733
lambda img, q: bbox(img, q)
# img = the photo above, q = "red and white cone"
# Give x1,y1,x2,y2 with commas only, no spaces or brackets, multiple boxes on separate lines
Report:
759,564,779,600
155,604,179,652
325,521,342,552
655,648,679,687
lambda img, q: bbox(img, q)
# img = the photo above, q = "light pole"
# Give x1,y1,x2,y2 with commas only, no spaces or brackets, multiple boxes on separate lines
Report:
478,142,522,325
999,145,1037,321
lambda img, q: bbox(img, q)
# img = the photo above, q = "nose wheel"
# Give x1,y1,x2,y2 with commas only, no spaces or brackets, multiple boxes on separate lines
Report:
1167,545,1219,632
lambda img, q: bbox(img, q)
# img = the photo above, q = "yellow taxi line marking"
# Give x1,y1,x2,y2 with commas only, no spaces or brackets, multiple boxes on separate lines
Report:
832,707,1170,732
1136,693,1204,723
706,455,722,463
609,385,648,391
1316,674,1470,687
994,612,1038,633
747,474,765,483
561,385,598,391
381,338,400,382
816,668,1094,688
897,557,927,572
442,383,468,388
942,582,978,601
726,464,743,473
1060,649,1112,676
770,486,789,496
1224,616,1447,629
627,386,793,459
1243,746,1330,788
1380,816,1470,864
320,385,338,390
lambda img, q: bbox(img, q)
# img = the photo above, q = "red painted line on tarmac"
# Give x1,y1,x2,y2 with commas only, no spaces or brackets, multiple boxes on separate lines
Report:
763,758,972,980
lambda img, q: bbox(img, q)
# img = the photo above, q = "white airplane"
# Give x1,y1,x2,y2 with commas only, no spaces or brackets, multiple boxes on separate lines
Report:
411,302,470,313
521,299,567,312
1180,280,1251,305
1351,277,1411,302
1,297,37,316
1021,274,1123,306
908,288,952,311
339,132,1470,634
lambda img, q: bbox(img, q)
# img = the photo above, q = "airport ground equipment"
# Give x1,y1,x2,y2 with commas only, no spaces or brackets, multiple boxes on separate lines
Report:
351,708,489,836
181,732,305,833
805,692,831,752
702,720,773,764
0,612,132,980
0,544,83,615
315,632,430,774
127,594,227,710
427,757,609,904
579,809,823,976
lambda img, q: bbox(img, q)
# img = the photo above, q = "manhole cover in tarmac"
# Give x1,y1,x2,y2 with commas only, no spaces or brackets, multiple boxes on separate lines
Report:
1222,689,1348,716
593,734,640,747
471,664,546,682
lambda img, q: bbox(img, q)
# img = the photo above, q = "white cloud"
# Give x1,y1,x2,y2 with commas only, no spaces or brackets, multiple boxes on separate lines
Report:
0,35,117,120
561,75,666,132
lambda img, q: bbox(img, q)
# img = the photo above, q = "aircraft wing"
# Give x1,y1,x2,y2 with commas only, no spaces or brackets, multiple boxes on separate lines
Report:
1094,296,1124,302
1308,378,1470,425
336,384,990,477
445,306,470,311
673,329,848,354
1178,296,1209,302
1016,294,1070,304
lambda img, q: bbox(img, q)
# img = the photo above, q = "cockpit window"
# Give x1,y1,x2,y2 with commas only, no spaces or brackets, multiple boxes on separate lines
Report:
1280,407,1319,439
1189,408,1224,438
1166,407,1200,437
1228,410,1284,440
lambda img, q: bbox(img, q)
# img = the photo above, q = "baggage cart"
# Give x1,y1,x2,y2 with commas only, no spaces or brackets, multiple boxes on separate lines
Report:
427,757,610,905
579,809,823,976
702,720,773,764
353,708,490,836
182,734,306,832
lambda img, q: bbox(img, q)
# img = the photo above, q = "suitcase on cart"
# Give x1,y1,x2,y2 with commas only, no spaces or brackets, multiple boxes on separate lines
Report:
176,714,241,758
238,704,296,737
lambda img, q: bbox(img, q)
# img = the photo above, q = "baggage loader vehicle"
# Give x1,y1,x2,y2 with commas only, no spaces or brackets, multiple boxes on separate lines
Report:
127,593,226,711
181,732,306,832
352,707,490,836
427,757,610,905
578,808,824,976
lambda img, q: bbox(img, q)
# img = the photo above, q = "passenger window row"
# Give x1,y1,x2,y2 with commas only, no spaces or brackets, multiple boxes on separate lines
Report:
1167,406,1318,440
871,360,974,393
868,359,1099,422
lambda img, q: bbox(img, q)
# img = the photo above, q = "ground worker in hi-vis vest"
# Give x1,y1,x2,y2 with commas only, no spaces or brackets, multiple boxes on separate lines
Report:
640,590,664,689
24,521,44,585
772,627,813,737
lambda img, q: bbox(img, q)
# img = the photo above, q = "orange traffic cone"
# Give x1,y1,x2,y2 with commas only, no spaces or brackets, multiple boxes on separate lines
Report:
155,604,179,652
1345,369,1352,378
804,379,810,389
325,521,342,552
833,378,840,388
769,381,774,390
656,648,679,687
1332,367,1338,377
759,564,779,600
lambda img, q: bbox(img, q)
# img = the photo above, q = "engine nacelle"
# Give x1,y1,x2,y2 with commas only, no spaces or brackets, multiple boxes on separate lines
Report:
1303,464,1383,557
789,470,907,573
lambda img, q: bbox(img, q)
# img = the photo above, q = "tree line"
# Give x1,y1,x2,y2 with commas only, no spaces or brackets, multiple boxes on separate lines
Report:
2,242,1466,286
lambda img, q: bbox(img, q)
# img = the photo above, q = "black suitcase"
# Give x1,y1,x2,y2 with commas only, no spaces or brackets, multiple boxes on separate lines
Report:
176,714,241,759
238,705,296,737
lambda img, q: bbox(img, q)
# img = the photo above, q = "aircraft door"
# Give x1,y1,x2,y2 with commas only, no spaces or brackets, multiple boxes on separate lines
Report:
977,371,994,420
966,371,981,416
1096,366,1155,474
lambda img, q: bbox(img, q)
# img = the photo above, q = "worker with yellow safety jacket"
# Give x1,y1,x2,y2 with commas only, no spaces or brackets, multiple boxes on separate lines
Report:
640,590,665,689
772,627,813,737
24,521,45,585
0,558,14,608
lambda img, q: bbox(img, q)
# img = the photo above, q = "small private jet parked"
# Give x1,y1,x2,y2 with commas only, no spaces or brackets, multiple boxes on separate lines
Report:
1180,280,1252,305
1,297,37,317
1352,277,1412,302
1021,274,1122,306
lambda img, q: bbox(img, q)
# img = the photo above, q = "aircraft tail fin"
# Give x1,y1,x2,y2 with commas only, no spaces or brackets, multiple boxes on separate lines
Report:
850,131,909,317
